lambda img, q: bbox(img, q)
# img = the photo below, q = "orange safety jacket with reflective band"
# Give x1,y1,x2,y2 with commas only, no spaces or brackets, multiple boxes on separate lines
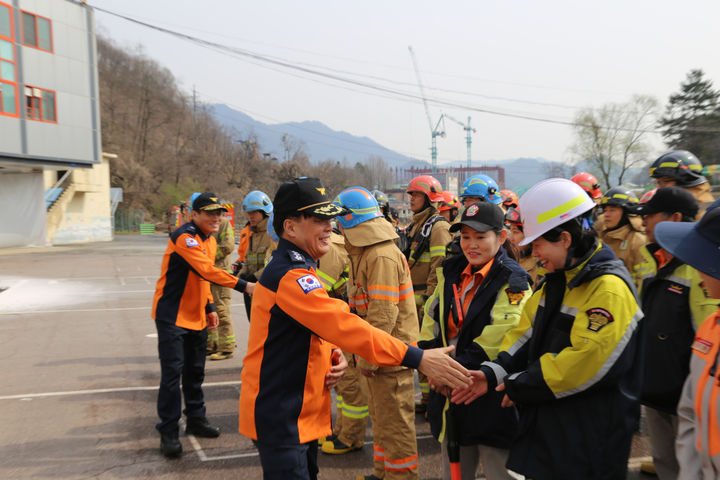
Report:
152,221,246,331
236,223,251,261
238,238,423,445
677,307,720,479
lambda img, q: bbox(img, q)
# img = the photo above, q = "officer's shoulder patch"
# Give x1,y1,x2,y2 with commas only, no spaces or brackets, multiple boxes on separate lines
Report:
505,288,525,305
185,237,200,248
288,250,306,263
297,274,322,294
667,284,685,295
586,308,614,332
186,223,196,233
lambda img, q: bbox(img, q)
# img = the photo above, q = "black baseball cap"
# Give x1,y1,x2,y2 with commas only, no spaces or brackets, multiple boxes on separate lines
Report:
655,207,720,279
273,177,347,219
628,186,698,218
192,192,227,212
450,202,505,233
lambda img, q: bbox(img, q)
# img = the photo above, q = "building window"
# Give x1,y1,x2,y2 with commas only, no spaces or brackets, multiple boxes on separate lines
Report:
21,10,52,52
0,1,17,117
25,85,56,122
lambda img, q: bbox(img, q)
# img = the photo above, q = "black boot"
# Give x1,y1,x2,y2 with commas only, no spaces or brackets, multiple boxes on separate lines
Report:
185,417,220,438
160,428,182,458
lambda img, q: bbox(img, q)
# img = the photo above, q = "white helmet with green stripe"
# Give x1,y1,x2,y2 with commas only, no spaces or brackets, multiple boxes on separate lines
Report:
518,178,596,246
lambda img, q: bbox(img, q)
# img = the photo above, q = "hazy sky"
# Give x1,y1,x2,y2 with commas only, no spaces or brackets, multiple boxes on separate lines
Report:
91,0,720,166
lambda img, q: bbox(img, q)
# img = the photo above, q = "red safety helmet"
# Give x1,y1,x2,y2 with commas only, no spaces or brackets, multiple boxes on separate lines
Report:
640,188,657,204
504,206,523,227
438,191,460,211
571,172,602,199
500,189,519,209
406,175,444,202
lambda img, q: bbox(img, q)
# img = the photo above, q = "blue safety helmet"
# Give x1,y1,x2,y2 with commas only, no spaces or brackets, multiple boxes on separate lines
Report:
333,186,382,229
242,190,273,214
188,192,202,210
459,174,502,205
266,212,279,243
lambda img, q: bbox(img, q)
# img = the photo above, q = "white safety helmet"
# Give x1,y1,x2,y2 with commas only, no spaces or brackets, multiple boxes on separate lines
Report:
518,178,596,246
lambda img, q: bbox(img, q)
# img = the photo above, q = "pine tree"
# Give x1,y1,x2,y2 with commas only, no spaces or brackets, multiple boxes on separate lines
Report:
659,69,720,160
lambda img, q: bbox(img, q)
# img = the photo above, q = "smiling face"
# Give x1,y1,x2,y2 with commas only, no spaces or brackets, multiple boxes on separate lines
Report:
602,205,624,230
192,209,223,235
459,225,506,267
283,215,332,261
531,232,571,273
408,191,427,213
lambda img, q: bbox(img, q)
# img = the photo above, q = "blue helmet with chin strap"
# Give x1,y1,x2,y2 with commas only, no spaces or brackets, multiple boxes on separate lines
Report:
459,174,502,205
242,190,273,214
333,186,382,229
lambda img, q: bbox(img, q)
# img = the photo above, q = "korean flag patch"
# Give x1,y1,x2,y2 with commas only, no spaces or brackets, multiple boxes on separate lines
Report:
297,274,322,294
185,237,200,248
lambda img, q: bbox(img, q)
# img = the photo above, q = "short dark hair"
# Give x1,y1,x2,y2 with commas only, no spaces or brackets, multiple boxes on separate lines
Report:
273,211,307,237
541,214,597,258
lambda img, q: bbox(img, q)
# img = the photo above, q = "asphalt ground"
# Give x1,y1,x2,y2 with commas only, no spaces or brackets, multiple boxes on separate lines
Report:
0,235,653,479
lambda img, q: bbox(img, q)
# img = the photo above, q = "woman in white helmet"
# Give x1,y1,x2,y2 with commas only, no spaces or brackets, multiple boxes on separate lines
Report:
451,178,644,480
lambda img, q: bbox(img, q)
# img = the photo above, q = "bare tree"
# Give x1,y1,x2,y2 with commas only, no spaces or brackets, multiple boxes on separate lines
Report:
570,95,659,187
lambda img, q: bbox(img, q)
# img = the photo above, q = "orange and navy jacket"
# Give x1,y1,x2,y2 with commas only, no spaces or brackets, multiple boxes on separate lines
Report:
238,238,423,445
152,221,247,331
677,307,720,479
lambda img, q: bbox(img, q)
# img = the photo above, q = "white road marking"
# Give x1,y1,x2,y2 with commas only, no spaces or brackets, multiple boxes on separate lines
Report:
0,380,241,401
0,303,246,315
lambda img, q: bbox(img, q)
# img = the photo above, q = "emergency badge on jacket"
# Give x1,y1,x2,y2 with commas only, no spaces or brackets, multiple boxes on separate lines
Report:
185,237,200,248
297,275,322,294
586,308,614,332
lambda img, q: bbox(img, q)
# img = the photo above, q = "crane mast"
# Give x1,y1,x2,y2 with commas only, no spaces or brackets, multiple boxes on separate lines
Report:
444,114,476,168
408,46,444,173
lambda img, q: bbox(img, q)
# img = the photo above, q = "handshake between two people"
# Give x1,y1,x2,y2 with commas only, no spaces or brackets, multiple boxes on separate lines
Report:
429,368,515,408
325,345,476,392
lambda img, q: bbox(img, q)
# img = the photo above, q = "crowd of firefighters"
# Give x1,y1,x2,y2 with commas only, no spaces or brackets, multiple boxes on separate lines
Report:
164,148,720,480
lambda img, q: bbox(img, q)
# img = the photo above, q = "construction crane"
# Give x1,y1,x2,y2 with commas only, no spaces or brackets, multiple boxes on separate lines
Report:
408,46,445,173
443,114,476,168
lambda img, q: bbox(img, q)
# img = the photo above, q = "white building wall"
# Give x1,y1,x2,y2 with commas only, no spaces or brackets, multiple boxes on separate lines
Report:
0,170,47,247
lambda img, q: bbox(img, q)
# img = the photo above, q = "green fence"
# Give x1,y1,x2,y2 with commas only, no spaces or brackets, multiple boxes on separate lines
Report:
115,209,150,233
139,224,156,235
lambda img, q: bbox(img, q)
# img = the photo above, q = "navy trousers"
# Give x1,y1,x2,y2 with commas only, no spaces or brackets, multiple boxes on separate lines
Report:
155,320,207,433
254,440,319,480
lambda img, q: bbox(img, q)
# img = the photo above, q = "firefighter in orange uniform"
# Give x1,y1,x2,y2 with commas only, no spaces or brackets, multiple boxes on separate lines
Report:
238,177,471,480
334,187,420,479
152,193,254,458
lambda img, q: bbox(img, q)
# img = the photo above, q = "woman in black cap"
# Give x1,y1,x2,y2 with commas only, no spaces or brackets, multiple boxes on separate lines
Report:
654,204,720,480
419,201,532,480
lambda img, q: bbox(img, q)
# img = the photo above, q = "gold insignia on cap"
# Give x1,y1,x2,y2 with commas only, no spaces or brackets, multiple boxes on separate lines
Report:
210,197,218,202
316,187,326,196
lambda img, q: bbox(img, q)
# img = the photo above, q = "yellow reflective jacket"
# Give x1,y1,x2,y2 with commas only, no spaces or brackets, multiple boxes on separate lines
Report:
405,206,452,305
316,232,350,299
344,217,418,372
212,216,235,271
480,241,644,479
240,216,274,280
600,223,647,286
419,248,532,447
